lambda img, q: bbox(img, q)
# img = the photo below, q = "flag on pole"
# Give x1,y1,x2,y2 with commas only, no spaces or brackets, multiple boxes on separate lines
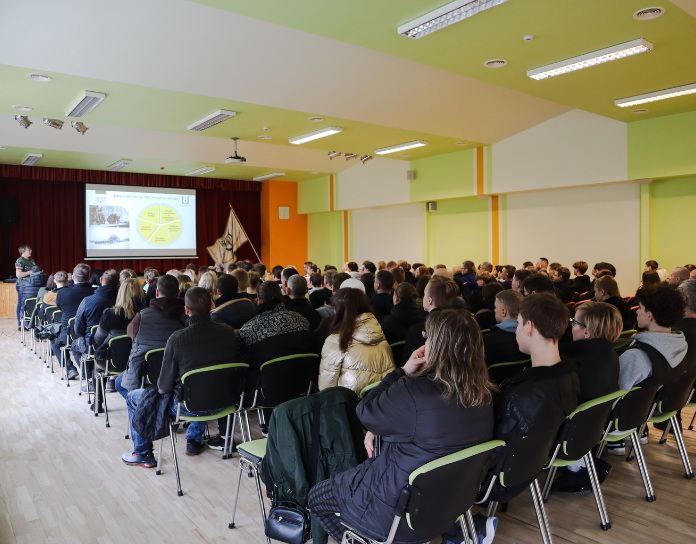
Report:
207,208,249,265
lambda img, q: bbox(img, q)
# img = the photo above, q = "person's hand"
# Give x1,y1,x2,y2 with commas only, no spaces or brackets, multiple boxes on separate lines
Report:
403,345,427,376
364,431,376,458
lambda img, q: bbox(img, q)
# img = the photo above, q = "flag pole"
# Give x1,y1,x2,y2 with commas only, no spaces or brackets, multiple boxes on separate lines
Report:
229,204,262,263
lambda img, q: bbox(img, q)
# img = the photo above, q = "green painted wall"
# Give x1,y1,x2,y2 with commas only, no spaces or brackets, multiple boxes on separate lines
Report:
629,111,696,180
410,149,475,202
649,176,696,272
426,197,489,267
298,176,330,214
307,211,343,267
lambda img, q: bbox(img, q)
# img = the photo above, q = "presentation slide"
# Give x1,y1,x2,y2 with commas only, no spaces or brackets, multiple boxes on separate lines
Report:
84,183,197,259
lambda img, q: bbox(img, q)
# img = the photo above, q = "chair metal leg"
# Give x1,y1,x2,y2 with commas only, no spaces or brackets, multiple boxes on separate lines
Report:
459,514,473,544
464,509,477,543
93,375,100,416
671,415,694,479
228,459,245,529
156,439,164,475
530,479,553,544
250,459,271,544
629,432,655,502
659,421,672,444
585,453,611,530
169,425,183,496
103,377,110,428
486,501,498,518
243,410,252,444
689,410,696,431
222,414,233,460
541,465,558,503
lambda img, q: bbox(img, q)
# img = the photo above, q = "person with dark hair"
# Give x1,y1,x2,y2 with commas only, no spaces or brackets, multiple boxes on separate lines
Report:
247,270,261,299
511,268,533,293
123,287,235,466
51,263,95,380
40,271,67,320
319,289,394,393
310,270,336,309
390,266,405,288
239,260,254,273
119,269,137,283
308,272,324,295
309,309,495,544
415,275,430,305
281,266,300,297
475,282,504,330
371,270,395,321
360,272,375,299
536,258,549,272
572,261,592,294
552,266,575,303
346,262,359,278
360,261,376,276
500,265,516,290
271,265,283,284
380,282,425,347
669,267,690,287
484,290,526,366
120,274,188,393
640,270,661,291
225,262,238,274
284,275,321,331
645,260,659,272
317,272,351,319
255,263,267,280
522,273,555,296
211,274,255,330
594,276,632,330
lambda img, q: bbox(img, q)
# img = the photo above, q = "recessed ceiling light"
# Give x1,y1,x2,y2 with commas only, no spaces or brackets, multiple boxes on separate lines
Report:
258,135,272,139
13,105,32,111
528,39,652,80
66,91,105,118
186,166,216,176
253,172,285,182
615,82,696,107
398,0,510,39
308,117,324,122
400,153,411,157
187,110,236,132
43,118,64,130
22,153,42,166
15,115,32,128
455,142,467,146
633,7,665,21
632,109,649,114
28,73,52,82
289,127,343,145
71,122,88,135
107,159,133,172
375,140,428,155
484,59,508,68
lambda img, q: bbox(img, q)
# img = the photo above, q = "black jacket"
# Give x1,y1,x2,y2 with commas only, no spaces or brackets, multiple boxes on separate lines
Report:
604,296,633,331
211,294,256,330
370,292,394,322
158,313,235,395
75,284,120,345
309,287,333,309
332,368,494,544
400,304,466,366
20,271,48,300
560,338,620,403
284,297,322,332
55,283,96,335
674,318,696,373
483,325,526,366
380,301,426,345
573,275,593,295
93,305,142,359
554,279,576,303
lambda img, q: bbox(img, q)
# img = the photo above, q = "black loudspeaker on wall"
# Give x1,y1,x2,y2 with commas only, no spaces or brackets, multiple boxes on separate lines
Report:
1,198,19,225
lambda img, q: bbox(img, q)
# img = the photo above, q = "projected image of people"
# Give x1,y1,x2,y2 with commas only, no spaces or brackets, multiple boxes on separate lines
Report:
88,204,131,249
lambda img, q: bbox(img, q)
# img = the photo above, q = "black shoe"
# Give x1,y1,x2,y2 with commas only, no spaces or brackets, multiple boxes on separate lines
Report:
122,452,157,468
67,368,79,380
551,468,593,494
185,439,205,456
207,436,228,451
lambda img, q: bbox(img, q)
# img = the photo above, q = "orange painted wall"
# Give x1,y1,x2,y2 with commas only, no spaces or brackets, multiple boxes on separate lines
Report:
260,180,308,270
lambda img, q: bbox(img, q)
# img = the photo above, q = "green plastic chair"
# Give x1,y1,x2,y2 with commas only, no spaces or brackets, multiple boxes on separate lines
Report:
60,317,77,387
360,381,382,399
94,335,132,427
20,297,38,346
389,341,405,366
487,359,531,385
228,438,270,544
619,329,637,339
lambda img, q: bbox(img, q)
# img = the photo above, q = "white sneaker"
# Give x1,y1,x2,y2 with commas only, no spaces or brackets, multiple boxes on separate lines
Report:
640,429,649,445
606,441,626,456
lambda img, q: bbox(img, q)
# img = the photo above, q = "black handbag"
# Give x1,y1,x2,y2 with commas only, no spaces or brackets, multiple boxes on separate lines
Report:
264,395,321,544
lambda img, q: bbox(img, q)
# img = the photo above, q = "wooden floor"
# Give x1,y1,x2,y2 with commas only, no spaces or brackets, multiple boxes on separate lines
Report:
1,317,695,544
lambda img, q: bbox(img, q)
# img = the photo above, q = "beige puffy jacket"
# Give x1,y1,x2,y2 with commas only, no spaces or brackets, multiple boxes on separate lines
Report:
319,313,395,394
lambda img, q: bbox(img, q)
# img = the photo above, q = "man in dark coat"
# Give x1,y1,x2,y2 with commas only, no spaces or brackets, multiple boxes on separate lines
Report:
460,260,478,297
552,266,576,303
283,275,321,332
309,270,336,309
484,290,527,366
371,270,394,322
211,274,255,330
572,261,593,294
381,283,425,346
594,276,633,331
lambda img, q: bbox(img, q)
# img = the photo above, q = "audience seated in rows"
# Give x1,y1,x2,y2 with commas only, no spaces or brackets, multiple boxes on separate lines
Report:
483,290,526,366
309,269,335,309
210,274,256,330
475,282,504,331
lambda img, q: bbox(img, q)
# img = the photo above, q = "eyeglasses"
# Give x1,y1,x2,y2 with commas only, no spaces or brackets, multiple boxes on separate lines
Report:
421,330,428,340
569,317,586,328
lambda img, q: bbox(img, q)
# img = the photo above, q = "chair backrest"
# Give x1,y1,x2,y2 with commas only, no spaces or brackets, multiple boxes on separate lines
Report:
619,329,637,339
554,391,625,463
390,341,405,366
23,297,37,318
613,385,662,433
493,430,558,492
480,329,491,335
88,325,99,351
405,440,504,532
144,348,165,385
487,359,531,385
655,370,696,414
257,353,318,408
107,335,133,374
360,380,381,399
67,317,76,341
181,363,249,413
44,306,58,323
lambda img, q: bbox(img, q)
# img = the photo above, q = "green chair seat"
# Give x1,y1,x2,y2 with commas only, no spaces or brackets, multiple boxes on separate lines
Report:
649,410,678,424
238,438,267,464
179,404,237,422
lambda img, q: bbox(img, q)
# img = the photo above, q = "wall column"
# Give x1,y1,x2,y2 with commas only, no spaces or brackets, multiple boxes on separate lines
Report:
260,180,307,270
639,181,651,273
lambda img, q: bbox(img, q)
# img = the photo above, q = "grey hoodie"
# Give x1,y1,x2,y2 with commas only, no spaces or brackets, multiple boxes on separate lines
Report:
618,331,688,390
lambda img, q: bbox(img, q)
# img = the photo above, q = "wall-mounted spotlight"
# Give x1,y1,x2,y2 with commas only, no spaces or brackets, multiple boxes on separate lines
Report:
345,153,358,161
43,118,64,130
71,121,88,135
360,155,373,164
15,115,32,128
328,151,342,159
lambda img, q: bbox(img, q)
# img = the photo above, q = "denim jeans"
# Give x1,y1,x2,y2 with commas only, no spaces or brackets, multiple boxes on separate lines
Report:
51,330,77,372
115,372,128,400
71,337,93,379
16,283,22,326
126,388,217,456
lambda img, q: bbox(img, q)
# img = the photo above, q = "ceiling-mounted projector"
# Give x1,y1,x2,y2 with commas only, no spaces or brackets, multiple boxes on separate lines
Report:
225,137,246,164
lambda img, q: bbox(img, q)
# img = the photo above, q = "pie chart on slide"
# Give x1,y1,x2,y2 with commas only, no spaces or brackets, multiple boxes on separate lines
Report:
138,205,182,245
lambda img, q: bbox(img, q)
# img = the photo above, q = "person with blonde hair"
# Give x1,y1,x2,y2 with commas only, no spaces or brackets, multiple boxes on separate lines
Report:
377,260,387,271
178,276,194,297
309,308,495,544
198,271,218,301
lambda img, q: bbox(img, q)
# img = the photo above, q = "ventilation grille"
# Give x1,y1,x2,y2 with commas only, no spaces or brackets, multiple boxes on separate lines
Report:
22,153,42,166
186,167,216,176
66,92,106,118
632,109,649,114
484,59,508,68
13,105,32,111
633,7,664,20
187,110,236,132
107,159,133,172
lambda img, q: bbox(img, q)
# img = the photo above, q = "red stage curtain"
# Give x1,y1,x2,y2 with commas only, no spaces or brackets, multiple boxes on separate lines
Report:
0,165,261,277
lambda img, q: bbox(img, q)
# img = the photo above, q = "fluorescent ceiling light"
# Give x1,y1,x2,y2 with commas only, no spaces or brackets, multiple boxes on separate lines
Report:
527,39,653,80
107,159,132,172
22,153,42,166
289,127,343,145
187,110,236,132
615,82,696,107
66,91,105,118
186,166,216,176
253,173,285,181
375,140,428,155
398,0,510,39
